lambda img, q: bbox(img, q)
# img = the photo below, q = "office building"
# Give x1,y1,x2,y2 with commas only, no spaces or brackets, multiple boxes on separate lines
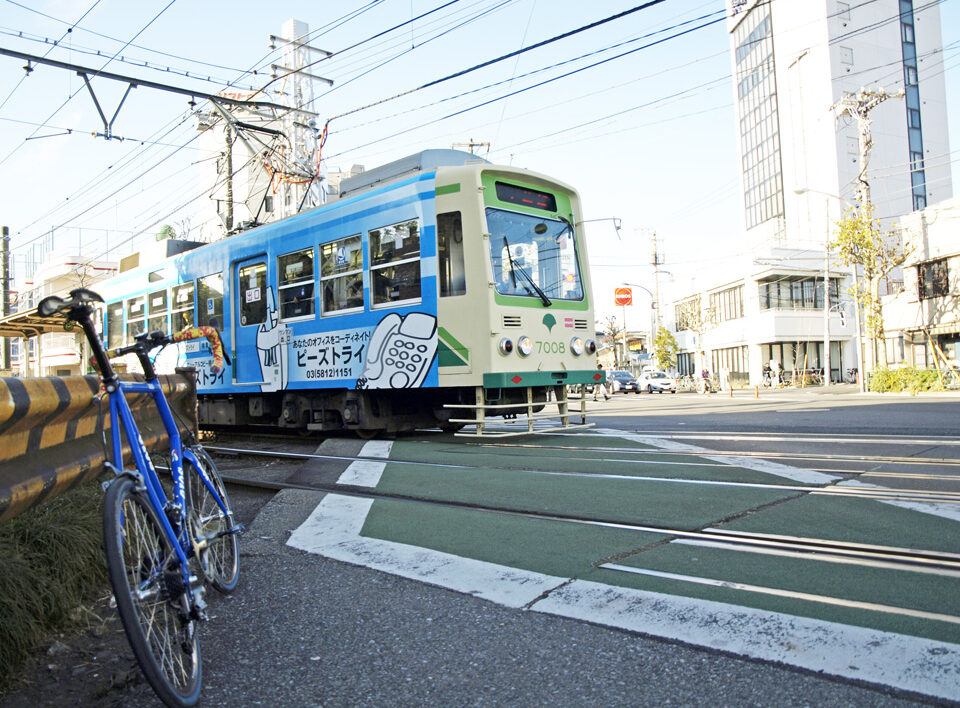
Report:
670,0,952,384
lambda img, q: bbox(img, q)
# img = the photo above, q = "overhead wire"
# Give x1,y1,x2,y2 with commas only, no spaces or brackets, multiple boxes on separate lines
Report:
0,0,101,112
322,0,670,126
323,10,726,159
8,0,472,254
0,0,180,169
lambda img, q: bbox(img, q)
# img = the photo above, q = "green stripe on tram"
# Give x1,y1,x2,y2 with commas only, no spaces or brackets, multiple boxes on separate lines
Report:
438,327,469,367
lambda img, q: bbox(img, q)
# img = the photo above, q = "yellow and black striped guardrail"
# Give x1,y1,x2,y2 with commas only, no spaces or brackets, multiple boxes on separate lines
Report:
0,371,198,523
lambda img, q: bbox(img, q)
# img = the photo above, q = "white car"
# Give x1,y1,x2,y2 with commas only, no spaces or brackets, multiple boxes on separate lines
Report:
638,370,677,394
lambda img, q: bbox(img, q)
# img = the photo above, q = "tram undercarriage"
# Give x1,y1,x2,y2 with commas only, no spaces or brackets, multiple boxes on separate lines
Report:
197,385,585,436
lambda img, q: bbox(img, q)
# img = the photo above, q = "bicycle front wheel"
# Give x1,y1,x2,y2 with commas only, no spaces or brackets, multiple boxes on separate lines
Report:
185,446,240,593
103,477,202,707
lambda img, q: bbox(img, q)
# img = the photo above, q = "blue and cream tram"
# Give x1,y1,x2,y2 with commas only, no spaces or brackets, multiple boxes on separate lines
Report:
98,149,599,435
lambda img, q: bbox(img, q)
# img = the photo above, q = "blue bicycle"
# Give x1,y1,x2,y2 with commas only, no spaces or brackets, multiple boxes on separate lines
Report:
38,288,241,707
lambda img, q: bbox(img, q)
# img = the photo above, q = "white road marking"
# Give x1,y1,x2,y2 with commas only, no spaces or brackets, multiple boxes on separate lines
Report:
601,563,960,624
360,440,393,458
590,428,840,485
532,579,960,702
286,494,960,702
838,479,960,522
335,440,394,487
337,461,386,487
286,495,565,608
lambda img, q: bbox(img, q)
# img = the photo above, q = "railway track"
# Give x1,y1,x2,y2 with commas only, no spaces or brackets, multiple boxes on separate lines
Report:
208,437,960,583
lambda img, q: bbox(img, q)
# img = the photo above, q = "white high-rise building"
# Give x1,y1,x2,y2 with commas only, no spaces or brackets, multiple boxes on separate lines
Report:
728,0,951,249
668,1,952,386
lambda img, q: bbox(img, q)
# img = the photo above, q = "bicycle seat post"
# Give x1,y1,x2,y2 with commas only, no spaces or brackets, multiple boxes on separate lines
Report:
75,303,120,390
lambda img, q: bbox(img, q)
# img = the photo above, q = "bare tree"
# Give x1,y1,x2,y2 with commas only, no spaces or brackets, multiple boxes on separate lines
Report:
832,204,912,370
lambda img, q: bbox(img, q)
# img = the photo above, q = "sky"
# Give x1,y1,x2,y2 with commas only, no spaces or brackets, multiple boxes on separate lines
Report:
0,0,958,329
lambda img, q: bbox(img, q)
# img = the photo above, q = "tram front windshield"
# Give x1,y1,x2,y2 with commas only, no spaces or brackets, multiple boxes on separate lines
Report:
485,208,584,302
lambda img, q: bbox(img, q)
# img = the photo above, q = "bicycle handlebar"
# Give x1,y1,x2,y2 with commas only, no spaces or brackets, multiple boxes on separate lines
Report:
38,288,231,376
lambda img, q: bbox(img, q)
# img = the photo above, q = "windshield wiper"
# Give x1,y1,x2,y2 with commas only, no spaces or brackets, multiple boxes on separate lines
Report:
503,236,552,307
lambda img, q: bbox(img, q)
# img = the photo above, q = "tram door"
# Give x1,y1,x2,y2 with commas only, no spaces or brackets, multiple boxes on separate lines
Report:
233,257,268,385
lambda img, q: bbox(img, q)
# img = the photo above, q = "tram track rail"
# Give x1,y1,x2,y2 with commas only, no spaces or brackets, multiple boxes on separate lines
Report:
206,441,960,506
214,465,960,585
209,443,960,585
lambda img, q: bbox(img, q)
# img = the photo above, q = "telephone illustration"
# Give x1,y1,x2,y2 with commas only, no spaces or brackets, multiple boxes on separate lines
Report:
360,312,438,389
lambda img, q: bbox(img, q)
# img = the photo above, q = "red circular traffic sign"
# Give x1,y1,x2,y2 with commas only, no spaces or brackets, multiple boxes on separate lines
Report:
614,287,633,306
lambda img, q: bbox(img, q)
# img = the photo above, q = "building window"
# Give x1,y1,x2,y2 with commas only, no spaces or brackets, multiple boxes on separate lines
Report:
917,258,949,299
709,285,744,323
677,352,695,376
836,2,850,20
733,3,784,231
759,277,838,310
899,0,926,209
369,219,421,307
320,235,364,315
711,345,749,376
278,248,315,320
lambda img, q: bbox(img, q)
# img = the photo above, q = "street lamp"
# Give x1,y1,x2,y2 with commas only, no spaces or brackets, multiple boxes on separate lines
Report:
793,187,864,391
621,282,656,366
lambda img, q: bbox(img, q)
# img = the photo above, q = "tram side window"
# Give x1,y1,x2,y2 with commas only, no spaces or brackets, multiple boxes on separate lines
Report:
320,235,363,315
197,274,224,329
238,263,266,326
148,289,168,334
278,248,315,320
126,296,146,342
171,283,195,331
107,301,124,349
437,211,466,297
370,219,421,307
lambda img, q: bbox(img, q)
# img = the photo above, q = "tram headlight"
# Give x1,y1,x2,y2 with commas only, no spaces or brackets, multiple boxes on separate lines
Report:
584,339,597,355
498,337,514,355
570,337,584,356
517,336,533,357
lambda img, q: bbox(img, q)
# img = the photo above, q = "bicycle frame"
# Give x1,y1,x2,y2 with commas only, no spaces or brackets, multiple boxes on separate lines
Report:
77,308,232,610
106,376,227,573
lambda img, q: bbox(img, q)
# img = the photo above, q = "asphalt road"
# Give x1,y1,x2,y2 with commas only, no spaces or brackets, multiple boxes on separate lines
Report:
7,389,956,707
190,488,934,707
187,390,958,706
590,384,960,437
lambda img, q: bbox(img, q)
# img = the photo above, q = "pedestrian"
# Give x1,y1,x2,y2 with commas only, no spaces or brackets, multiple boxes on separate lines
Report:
700,368,712,394
594,364,610,401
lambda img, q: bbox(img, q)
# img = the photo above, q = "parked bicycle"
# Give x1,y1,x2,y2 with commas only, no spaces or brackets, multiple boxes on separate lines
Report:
37,288,241,707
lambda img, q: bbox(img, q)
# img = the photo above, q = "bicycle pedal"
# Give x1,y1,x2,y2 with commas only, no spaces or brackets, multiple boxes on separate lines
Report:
190,587,208,622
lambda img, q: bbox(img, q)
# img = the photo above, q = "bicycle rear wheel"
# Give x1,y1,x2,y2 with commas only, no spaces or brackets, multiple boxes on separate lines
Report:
103,477,202,707
185,446,239,593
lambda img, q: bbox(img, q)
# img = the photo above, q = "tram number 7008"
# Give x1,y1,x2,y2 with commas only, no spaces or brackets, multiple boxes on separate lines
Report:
537,341,566,354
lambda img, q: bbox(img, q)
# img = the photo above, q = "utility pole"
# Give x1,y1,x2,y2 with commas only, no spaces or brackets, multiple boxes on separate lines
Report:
224,125,234,232
833,87,902,210
832,86,902,391
650,230,662,332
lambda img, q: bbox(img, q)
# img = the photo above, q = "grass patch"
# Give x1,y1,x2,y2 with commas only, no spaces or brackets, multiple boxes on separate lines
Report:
0,480,107,691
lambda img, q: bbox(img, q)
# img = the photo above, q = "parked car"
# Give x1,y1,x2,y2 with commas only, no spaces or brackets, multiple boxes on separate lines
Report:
608,370,639,394
639,370,677,394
